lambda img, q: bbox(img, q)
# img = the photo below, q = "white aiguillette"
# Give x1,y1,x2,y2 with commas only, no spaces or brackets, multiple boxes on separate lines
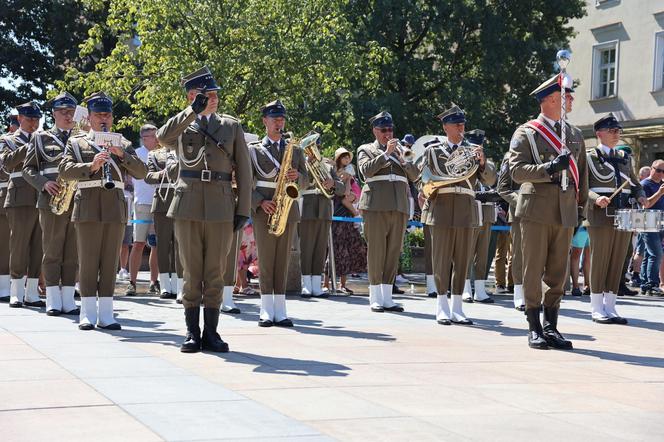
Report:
94,131,123,147
73,105,88,123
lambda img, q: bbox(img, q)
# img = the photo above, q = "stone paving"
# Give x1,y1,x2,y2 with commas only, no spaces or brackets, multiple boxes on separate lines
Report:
2,273,664,441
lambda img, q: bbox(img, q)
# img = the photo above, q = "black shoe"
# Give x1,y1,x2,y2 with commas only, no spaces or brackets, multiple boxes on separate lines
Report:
516,305,526,312
462,297,474,303
451,318,473,325
201,308,229,352
592,315,612,324
526,308,548,349
384,305,404,312
507,285,514,293
496,284,506,293
149,281,159,294
78,323,95,331
542,307,573,349
392,284,404,294
427,291,438,298
582,287,590,296
176,298,183,304
125,282,137,296
300,292,312,298
160,291,176,299
0,296,9,303
618,284,637,297
371,306,385,312
9,301,23,308
275,318,294,327
610,316,628,325
24,300,46,307
258,319,274,327
61,308,80,316
46,309,61,316
181,307,201,353
475,297,494,304
98,322,122,330
528,331,549,349
74,290,80,299
437,318,451,325
221,306,241,314
571,287,582,297
313,293,329,299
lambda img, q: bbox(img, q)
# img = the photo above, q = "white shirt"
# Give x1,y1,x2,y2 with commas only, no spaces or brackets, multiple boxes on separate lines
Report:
598,143,612,156
539,113,560,130
133,146,155,205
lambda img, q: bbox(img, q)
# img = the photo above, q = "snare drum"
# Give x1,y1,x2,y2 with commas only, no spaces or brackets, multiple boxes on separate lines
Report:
614,209,664,232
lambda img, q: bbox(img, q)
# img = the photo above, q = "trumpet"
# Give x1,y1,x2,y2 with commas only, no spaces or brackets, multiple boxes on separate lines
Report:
392,140,414,163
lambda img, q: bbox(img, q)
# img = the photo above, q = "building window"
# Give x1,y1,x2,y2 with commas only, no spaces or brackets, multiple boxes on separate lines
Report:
654,31,664,91
592,40,619,99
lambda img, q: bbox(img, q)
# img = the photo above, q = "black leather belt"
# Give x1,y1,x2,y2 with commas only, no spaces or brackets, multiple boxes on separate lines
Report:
180,170,231,182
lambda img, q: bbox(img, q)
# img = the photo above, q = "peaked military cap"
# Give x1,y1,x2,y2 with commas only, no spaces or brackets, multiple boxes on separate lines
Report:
48,91,77,110
401,134,416,145
369,111,393,128
181,66,220,91
84,92,113,113
8,114,19,126
593,113,622,132
465,129,485,145
531,74,574,101
261,99,287,118
436,103,465,124
16,101,42,118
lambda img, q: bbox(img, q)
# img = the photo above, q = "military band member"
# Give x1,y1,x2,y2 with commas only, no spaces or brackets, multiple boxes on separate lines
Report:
58,92,148,330
0,119,15,301
157,67,251,352
300,138,345,298
249,100,308,327
497,150,525,310
420,105,496,325
8,114,19,133
357,111,418,312
461,129,496,304
0,102,44,308
585,114,645,324
23,92,80,315
144,143,182,299
509,75,588,349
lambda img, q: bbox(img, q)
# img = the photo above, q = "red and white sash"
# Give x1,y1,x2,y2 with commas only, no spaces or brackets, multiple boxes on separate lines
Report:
524,119,579,193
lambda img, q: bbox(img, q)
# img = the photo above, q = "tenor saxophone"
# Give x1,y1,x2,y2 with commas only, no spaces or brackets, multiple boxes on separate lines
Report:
268,131,300,236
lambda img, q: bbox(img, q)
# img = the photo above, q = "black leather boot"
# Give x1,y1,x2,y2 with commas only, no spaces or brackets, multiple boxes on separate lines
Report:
525,308,548,349
181,307,201,353
201,308,229,353
542,307,573,350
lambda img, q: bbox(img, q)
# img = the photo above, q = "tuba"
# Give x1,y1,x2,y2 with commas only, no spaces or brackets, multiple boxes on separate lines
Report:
300,131,334,199
415,135,480,199
268,131,300,236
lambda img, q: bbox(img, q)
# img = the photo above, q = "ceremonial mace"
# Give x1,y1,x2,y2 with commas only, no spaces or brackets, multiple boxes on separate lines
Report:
556,49,572,192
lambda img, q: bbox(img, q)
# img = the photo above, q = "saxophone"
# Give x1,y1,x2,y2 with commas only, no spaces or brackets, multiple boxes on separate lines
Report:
268,131,300,236
50,176,78,215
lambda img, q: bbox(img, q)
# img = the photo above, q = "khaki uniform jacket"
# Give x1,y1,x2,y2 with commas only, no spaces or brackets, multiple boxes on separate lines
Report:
249,136,309,221
301,163,345,220
23,127,80,210
58,131,148,223
508,114,588,228
419,138,497,227
497,151,520,222
0,135,11,215
584,147,644,227
0,130,37,208
144,147,179,214
357,140,419,215
156,107,252,221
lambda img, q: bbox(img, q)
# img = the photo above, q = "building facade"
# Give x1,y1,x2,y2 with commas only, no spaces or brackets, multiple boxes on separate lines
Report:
568,0,664,166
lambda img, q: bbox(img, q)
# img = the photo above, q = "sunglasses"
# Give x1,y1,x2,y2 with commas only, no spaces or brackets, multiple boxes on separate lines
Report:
377,127,394,133
600,128,623,134
655,168,664,174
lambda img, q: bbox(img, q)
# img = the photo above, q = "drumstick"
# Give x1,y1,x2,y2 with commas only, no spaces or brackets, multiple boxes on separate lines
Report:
607,180,630,203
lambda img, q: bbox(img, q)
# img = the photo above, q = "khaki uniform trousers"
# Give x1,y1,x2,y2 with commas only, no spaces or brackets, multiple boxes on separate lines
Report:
154,212,181,276
253,210,297,294
470,223,491,280
431,226,474,295
222,230,240,286
520,220,573,310
299,219,330,275
6,207,42,279
175,219,232,309
424,224,433,275
75,222,124,297
587,226,631,294
363,211,407,285
494,231,512,287
39,209,77,287
510,220,523,285
0,211,9,275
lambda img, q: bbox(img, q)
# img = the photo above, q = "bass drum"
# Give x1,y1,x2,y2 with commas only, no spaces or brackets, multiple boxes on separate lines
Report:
614,209,664,232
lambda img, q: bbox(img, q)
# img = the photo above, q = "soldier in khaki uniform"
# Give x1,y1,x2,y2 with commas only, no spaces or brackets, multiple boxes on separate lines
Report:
0,117,17,301
419,105,496,325
358,111,419,313
585,114,645,324
497,150,525,310
249,100,309,327
59,92,147,330
300,138,345,298
460,129,497,304
23,92,80,315
0,102,44,308
509,75,588,350
157,67,252,352
144,144,182,299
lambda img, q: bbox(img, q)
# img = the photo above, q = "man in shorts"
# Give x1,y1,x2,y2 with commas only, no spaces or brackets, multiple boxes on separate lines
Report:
569,226,590,296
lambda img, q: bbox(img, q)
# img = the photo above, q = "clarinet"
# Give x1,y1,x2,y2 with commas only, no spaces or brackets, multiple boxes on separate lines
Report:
100,123,116,190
